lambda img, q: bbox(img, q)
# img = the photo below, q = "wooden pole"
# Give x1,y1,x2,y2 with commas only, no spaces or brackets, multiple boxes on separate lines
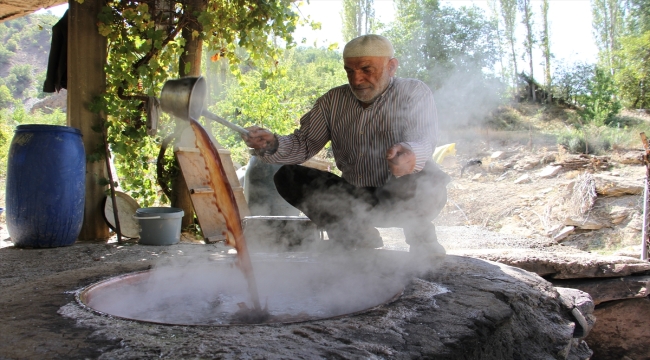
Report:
68,0,110,241
171,0,207,230
640,132,649,261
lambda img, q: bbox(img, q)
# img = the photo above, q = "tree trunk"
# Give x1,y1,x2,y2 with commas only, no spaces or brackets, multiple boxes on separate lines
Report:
68,0,110,241
172,0,207,230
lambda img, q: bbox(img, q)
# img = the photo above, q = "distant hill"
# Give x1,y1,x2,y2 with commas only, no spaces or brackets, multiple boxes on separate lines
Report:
0,13,65,111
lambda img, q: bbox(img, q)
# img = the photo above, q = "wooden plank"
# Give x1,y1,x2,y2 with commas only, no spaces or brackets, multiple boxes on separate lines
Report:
174,125,250,242
176,150,227,242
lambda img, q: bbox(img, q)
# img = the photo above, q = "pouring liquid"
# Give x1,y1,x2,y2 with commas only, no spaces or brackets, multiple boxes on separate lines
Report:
189,119,263,312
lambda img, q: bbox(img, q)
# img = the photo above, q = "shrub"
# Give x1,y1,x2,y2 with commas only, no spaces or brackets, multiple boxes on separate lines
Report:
0,44,13,64
6,39,18,52
557,126,612,154
7,64,33,96
0,85,13,108
577,67,622,126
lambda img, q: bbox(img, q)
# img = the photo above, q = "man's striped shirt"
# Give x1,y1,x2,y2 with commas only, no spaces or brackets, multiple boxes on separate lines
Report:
260,77,439,188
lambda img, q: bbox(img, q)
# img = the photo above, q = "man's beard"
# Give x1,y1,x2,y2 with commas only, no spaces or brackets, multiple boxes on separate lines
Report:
350,76,391,104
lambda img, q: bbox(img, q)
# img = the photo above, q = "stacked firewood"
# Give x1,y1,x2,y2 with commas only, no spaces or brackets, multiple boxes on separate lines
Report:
553,154,610,171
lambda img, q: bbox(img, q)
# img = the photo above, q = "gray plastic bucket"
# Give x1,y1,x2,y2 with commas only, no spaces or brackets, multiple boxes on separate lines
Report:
134,207,184,245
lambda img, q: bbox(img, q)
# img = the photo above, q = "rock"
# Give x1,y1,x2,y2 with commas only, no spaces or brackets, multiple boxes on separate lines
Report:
564,217,607,230
555,287,596,338
0,247,594,359
30,89,68,114
453,249,650,279
554,226,575,241
491,151,505,159
609,206,631,225
471,173,482,181
585,297,650,360
516,156,541,170
539,165,563,178
626,213,644,231
618,151,643,165
514,174,531,184
551,276,650,305
593,174,643,196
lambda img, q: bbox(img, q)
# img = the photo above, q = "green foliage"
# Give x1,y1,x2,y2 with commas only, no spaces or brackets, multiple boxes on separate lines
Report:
591,0,624,74
0,85,14,108
385,1,502,127
614,31,650,108
7,64,33,96
341,0,375,42
0,44,13,65
551,61,594,104
6,39,18,52
556,126,611,154
577,67,621,126
387,1,498,88
626,0,650,34
212,47,346,166
0,107,66,177
486,106,522,130
96,0,299,206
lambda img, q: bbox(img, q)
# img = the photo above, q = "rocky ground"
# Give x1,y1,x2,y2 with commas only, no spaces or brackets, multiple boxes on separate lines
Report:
435,131,647,259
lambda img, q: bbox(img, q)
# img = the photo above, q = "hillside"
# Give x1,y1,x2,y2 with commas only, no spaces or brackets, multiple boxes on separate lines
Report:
0,13,61,110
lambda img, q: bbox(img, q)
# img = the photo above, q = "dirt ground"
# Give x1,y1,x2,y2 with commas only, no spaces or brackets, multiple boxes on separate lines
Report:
433,131,647,259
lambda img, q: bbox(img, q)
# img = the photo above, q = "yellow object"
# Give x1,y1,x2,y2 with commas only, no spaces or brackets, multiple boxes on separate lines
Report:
432,143,456,164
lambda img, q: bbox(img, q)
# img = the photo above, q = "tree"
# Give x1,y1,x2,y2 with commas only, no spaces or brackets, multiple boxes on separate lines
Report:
540,0,551,101
625,0,650,34
0,85,14,108
615,31,650,108
95,0,299,207
387,0,497,87
7,64,32,96
213,47,346,165
487,0,506,81
386,0,501,128
552,61,594,106
519,0,535,101
578,67,621,126
341,0,375,42
592,0,625,75
500,0,518,95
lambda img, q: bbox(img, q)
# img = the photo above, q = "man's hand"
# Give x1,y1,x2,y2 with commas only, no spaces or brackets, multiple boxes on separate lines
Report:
386,143,416,177
241,126,278,155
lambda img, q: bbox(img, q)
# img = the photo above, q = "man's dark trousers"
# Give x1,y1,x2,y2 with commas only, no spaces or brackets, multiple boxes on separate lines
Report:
273,161,451,247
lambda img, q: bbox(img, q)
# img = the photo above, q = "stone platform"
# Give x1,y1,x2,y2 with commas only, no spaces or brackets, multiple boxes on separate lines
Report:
0,242,592,359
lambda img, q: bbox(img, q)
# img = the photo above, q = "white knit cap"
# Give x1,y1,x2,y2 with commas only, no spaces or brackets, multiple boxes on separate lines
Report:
343,34,394,58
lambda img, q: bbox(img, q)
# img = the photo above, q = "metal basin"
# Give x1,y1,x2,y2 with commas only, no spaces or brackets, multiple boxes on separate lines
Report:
76,257,404,326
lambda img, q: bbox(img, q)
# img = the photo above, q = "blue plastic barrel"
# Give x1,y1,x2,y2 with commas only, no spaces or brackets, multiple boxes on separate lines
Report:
6,125,85,248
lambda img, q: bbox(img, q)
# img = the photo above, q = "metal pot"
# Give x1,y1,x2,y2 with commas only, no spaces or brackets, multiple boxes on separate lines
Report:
159,76,249,135
159,76,207,120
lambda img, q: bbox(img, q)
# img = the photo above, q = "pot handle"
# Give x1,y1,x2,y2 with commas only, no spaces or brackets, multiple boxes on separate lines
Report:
132,215,162,220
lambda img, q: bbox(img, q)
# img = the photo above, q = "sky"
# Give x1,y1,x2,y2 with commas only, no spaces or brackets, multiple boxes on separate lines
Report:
37,0,598,80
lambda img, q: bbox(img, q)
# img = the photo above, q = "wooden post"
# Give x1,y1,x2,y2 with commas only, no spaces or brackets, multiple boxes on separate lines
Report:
68,0,110,241
640,133,650,261
171,0,207,230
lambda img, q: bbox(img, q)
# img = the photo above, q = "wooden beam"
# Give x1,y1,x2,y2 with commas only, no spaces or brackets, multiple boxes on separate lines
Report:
68,0,110,241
